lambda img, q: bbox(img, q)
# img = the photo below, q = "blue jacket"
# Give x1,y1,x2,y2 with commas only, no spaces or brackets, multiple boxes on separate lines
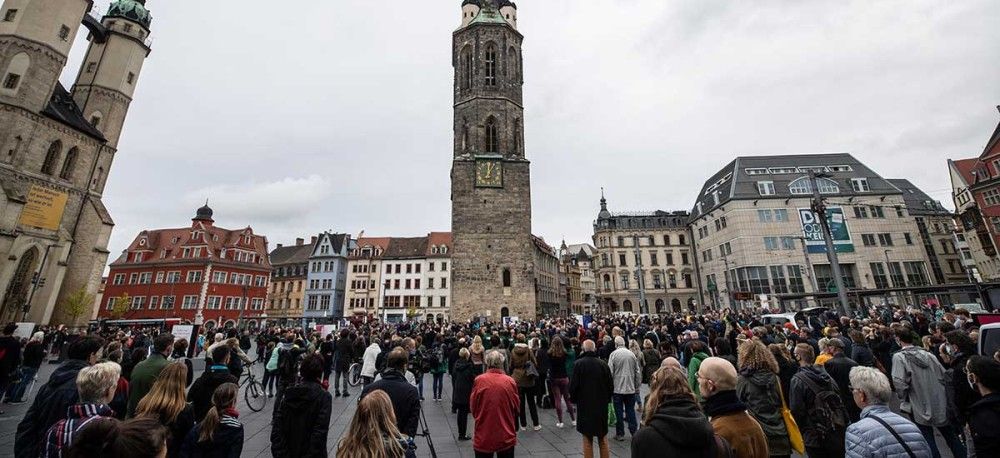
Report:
845,405,932,458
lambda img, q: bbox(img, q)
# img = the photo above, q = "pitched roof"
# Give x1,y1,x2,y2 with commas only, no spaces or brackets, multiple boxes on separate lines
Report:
385,237,428,259
690,153,901,221
269,242,314,266
951,158,979,186
426,232,452,257
113,221,270,268
41,82,106,141
981,115,1000,158
885,179,951,216
532,235,555,256
312,232,349,256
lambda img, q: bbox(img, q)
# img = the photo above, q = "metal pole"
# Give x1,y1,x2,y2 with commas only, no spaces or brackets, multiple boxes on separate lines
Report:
722,254,733,311
238,284,247,331
633,234,647,314
797,236,818,309
809,170,850,316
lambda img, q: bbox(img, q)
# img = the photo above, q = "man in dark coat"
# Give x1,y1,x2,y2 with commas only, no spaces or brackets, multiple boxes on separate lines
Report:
570,340,614,458
361,347,421,437
188,345,238,422
967,355,1000,456
272,354,332,458
823,338,860,421
333,329,354,397
452,348,477,440
14,336,104,458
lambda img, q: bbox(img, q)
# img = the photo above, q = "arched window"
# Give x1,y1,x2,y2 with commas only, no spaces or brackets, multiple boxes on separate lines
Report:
623,300,633,312
508,47,519,82
484,44,497,86
41,140,62,175
91,166,104,190
1,53,29,93
462,120,469,152
89,111,103,129
788,176,839,195
502,268,511,287
485,116,498,152
671,298,681,312
59,147,78,180
603,274,611,291
461,46,473,89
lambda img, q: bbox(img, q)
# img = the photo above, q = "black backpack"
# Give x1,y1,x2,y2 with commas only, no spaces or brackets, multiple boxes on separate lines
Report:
798,373,849,436
277,348,301,381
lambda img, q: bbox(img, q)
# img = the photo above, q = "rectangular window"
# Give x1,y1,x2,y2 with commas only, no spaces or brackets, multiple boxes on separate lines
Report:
182,296,198,309
850,178,870,192
650,252,659,266
106,297,117,310
187,270,203,283
440,296,447,307
406,264,412,274
620,273,630,290
427,278,434,289
904,262,928,286
666,252,674,265
757,209,773,222
58,25,70,41
853,206,869,219
320,295,331,310
781,237,796,250
679,234,686,245
619,253,627,266
763,237,779,251
895,206,905,217
395,264,402,274
167,271,181,283
405,279,411,289
757,181,776,196
307,296,318,310
681,252,690,265
212,271,227,283
871,206,885,218
161,296,175,310
112,274,125,285
441,278,447,289
878,233,894,246
774,209,789,222
870,263,889,289
787,265,805,293
155,272,165,283
984,188,1000,206
131,296,145,310
862,234,876,246
2,73,19,90
770,266,788,294
128,273,138,284
904,233,913,245
3,9,17,21
138,272,152,284
887,262,905,287
441,262,447,271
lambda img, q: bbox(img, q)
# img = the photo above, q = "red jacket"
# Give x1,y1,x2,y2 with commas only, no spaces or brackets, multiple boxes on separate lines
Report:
471,368,519,453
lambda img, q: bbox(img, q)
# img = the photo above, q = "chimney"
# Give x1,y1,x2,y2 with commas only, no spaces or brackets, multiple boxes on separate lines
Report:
295,238,304,246
311,236,318,244
276,243,283,249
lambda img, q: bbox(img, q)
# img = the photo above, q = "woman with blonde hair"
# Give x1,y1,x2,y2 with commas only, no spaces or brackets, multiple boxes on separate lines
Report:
336,390,415,458
470,335,485,375
736,340,791,458
134,362,194,458
632,366,720,457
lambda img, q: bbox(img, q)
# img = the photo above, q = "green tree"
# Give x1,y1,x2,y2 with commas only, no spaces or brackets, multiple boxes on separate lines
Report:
60,288,95,325
110,292,131,320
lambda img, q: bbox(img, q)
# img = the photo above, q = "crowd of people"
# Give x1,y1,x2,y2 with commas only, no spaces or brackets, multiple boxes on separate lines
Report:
0,303,999,458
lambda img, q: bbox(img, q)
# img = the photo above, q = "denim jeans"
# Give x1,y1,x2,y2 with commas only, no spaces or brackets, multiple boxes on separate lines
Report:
261,369,276,394
916,423,966,458
415,372,424,399
432,372,444,399
334,370,349,394
550,377,575,423
9,366,37,402
612,393,638,437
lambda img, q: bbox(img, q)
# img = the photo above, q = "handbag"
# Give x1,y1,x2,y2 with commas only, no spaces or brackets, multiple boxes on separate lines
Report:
525,360,539,379
776,379,805,455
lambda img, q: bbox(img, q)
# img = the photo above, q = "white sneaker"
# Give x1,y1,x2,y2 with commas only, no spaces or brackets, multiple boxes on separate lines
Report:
572,420,577,427
556,423,564,428
533,425,542,431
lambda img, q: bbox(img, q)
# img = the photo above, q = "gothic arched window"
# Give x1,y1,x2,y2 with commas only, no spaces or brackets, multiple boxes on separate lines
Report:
461,46,473,90
485,116,498,153
484,44,497,86
502,268,511,287
41,140,62,175
512,118,520,155
59,147,78,180
508,46,519,82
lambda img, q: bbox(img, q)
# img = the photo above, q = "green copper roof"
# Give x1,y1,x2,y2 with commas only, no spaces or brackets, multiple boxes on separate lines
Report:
469,6,508,26
107,0,152,29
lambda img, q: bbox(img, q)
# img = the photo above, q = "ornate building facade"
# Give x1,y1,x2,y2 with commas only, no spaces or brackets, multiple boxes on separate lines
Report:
450,0,536,321
0,0,154,325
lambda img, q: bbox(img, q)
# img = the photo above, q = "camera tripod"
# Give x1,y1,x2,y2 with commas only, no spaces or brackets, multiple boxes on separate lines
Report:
415,405,437,458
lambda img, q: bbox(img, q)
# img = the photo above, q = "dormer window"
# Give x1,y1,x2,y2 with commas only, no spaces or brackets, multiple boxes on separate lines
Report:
138,238,146,246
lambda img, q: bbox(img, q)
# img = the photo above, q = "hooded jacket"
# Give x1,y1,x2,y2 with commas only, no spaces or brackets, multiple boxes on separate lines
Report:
509,344,537,388
15,359,88,458
969,393,1000,456
271,380,332,458
891,345,948,426
736,369,791,456
452,358,477,406
188,365,238,422
631,397,719,458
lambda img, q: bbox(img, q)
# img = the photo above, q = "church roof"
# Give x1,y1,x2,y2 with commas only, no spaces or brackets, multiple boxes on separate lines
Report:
106,0,152,30
41,83,106,141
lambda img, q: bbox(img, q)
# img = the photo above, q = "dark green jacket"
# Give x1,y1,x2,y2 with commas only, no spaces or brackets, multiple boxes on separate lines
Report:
126,353,169,417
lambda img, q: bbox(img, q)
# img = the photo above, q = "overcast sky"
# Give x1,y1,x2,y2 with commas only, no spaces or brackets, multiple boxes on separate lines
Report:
65,0,1000,262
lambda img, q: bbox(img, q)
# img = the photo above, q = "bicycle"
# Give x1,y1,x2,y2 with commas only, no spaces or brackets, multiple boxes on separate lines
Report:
348,360,363,387
240,363,267,412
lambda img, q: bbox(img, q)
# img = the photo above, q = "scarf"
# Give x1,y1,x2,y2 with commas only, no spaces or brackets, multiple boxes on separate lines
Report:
703,390,748,418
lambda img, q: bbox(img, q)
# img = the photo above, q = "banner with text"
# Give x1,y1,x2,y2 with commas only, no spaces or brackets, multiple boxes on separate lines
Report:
18,185,68,231
799,207,855,254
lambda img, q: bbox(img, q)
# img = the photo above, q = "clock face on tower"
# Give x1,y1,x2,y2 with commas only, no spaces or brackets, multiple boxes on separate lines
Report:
475,159,503,188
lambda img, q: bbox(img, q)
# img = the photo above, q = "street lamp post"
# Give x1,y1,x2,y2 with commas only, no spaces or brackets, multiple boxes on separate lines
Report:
238,284,248,331
22,243,61,321
631,234,647,314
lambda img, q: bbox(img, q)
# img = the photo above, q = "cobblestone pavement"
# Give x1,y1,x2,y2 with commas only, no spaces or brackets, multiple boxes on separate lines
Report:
0,355,959,458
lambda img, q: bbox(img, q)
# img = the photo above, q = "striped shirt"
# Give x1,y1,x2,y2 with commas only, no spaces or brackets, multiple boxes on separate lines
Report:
43,403,115,458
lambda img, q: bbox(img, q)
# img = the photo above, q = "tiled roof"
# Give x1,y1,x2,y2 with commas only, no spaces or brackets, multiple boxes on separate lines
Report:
951,158,979,186
885,179,951,217
41,83,105,141
269,242,314,266
385,237,428,259
426,232,452,257
113,220,269,268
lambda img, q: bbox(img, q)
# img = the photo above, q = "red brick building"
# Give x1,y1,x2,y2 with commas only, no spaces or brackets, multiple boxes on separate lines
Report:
97,205,271,329
950,110,1000,284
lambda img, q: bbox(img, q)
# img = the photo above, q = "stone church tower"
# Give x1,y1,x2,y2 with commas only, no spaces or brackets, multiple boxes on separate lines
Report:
450,0,536,321
0,0,153,325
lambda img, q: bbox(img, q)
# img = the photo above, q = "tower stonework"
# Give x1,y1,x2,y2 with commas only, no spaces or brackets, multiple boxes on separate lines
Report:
450,0,536,321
